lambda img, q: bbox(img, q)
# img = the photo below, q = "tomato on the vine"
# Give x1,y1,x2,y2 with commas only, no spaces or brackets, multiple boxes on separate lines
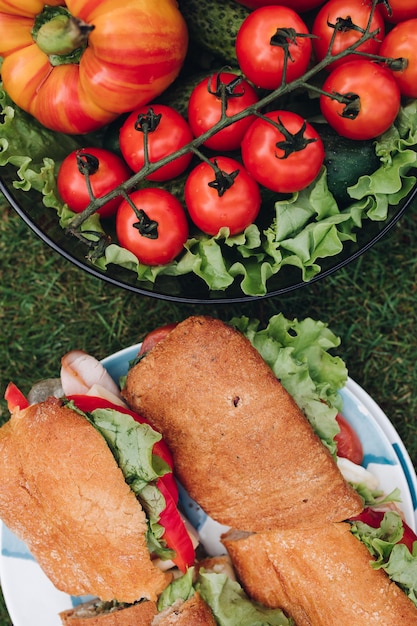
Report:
235,6,313,90
241,110,325,194
320,60,401,140
57,147,131,219
187,71,259,151
119,104,193,181
379,0,417,23
379,19,417,99
116,188,189,266
184,156,261,236
312,0,385,71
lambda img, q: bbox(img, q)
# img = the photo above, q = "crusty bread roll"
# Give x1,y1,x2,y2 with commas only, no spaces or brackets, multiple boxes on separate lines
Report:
60,599,157,625
152,592,217,626
0,398,170,602
123,315,363,531
222,525,417,625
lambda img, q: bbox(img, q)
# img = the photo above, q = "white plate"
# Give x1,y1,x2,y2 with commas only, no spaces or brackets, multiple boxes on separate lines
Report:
1,344,416,626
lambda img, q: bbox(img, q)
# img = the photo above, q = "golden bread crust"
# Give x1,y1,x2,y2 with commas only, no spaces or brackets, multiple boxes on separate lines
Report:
0,398,170,602
222,525,417,625
153,592,216,625
123,316,363,531
60,599,157,625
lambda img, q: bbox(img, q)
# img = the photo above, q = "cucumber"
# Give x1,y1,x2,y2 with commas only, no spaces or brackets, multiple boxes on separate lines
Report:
315,123,381,206
178,0,251,65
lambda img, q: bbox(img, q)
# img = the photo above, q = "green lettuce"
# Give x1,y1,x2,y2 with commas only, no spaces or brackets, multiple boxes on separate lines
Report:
351,511,417,606
157,567,293,625
66,402,175,561
231,314,347,455
1,79,416,296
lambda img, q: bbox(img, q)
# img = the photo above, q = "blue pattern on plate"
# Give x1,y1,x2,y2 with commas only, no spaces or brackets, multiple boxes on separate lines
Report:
393,442,417,510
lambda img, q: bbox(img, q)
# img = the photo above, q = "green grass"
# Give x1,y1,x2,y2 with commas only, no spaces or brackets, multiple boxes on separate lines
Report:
0,199,417,624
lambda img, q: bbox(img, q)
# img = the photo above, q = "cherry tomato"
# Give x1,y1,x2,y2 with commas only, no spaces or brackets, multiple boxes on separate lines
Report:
351,507,417,554
184,156,261,236
234,0,326,13
241,110,325,193
235,6,313,90
320,60,401,140
57,147,131,219
4,382,29,412
187,71,259,151
379,0,417,23
116,188,189,266
119,104,193,181
379,19,417,99
312,0,385,71
334,412,364,465
67,394,178,502
138,323,179,357
157,477,196,572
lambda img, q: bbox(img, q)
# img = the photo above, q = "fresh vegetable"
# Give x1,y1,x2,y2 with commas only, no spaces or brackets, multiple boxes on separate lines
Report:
320,60,401,140
311,0,385,71
379,0,417,23
351,507,417,553
234,0,325,10
241,110,325,193
4,382,29,412
335,412,364,465
187,71,259,151
0,0,188,133
138,323,179,356
178,0,250,65
119,105,194,181
115,188,189,266
379,18,417,99
235,6,313,90
184,156,262,236
57,147,131,219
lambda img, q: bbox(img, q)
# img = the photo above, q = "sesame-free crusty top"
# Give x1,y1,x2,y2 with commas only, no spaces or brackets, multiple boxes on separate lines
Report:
123,315,363,531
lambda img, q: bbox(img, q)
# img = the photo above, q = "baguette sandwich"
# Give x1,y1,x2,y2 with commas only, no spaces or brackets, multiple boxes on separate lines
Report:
0,394,196,603
122,315,363,531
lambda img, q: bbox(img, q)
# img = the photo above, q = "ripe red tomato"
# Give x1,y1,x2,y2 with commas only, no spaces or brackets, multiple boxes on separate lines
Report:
312,0,385,71
334,412,364,465
116,188,189,266
119,104,193,181
184,156,261,236
234,0,326,11
57,147,131,219
379,0,417,23
4,382,29,412
320,60,401,140
235,6,312,90
241,110,325,193
138,323,179,357
351,508,417,553
379,19,417,99
187,71,259,151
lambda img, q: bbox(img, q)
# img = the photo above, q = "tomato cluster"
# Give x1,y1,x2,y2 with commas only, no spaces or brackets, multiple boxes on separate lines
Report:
57,0,417,267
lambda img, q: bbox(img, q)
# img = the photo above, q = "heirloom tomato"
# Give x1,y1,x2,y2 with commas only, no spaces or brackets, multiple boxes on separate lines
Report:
241,110,325,194
0,0,188,134
379,19,417,99
57,147,131,219
119,105,193,181
184,156,261,236
116,188,189,266
187,71,259,151
236,6,312,90
312,0,385,71
320,60,401,140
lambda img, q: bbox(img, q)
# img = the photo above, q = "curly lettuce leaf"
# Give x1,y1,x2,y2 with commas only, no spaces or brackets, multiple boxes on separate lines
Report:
1,78,416,296
231,314,347,454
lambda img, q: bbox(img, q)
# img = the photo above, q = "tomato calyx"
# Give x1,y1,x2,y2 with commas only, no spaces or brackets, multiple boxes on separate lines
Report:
329,15,366,36
207,72,246,102
76,151,100,177
274,117,318,159
134,108,163,134
207,159,240,197
33,6,93,63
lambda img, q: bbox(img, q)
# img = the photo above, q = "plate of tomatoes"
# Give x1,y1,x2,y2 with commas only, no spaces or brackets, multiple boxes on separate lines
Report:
1,0,417,302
